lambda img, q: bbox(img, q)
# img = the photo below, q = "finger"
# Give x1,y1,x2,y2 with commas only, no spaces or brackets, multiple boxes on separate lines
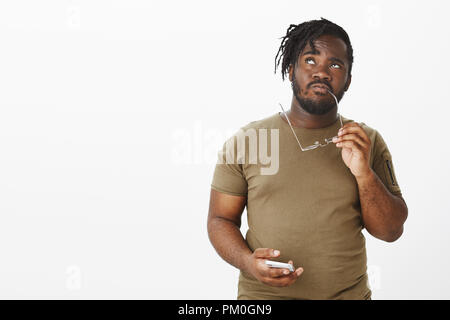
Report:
270,266,303,282
265,267,304,287
339,123,370,144
258,259,290,278
273,260,296,277
267,267,291,278
267,260,295,278
333,133,368,149
339,122,367,135
295,267,304,277
253,248,280,259
335,140,365,153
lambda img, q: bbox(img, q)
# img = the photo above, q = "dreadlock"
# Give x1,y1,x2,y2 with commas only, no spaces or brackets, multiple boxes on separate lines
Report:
274,18,353,81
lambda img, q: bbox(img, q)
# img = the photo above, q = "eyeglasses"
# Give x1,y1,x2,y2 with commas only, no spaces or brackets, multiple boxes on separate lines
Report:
279,89,343,151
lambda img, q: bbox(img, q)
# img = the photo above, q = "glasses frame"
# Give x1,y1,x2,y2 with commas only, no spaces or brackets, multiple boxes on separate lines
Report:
279,89,343,152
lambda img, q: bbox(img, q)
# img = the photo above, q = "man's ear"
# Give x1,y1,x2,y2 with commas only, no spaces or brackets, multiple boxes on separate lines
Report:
344,74,352,92
288,64,293,82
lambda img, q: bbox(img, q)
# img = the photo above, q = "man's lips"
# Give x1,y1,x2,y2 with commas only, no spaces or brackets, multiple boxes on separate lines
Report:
311,84,330,90
310,84,331,93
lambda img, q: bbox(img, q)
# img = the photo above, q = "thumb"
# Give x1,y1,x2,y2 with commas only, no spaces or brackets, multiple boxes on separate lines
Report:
254,248,280,259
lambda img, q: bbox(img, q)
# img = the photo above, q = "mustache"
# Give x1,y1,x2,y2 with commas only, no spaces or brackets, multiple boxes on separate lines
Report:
308,80,333,92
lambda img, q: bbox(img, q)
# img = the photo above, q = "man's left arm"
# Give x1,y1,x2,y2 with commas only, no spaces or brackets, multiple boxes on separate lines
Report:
333,123,408,242
355,169,408,242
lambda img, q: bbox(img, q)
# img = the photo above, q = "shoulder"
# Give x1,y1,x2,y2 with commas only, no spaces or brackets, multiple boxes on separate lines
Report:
224,113,280,142
239,113,281,131
219,113,280,153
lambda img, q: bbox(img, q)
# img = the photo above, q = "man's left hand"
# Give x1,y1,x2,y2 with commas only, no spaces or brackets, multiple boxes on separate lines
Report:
332,122,372,178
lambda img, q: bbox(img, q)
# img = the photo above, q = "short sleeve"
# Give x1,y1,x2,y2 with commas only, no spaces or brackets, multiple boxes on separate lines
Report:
370,130,402,196
210,136,248,196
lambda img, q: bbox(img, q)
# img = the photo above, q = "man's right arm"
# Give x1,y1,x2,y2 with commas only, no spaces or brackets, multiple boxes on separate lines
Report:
207,189,304,287
207,189,253,274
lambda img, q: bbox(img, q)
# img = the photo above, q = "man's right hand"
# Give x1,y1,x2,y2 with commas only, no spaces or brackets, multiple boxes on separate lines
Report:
246,248,304,287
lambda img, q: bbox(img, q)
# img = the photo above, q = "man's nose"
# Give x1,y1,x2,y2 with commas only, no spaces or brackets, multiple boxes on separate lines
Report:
312,65,331,82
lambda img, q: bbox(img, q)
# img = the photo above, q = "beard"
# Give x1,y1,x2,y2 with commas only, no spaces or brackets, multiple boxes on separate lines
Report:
292,76,345,115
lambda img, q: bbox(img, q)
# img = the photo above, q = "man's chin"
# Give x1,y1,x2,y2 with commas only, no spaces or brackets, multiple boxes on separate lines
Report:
305,108,334,116
296,97,335,115
310,92,329,99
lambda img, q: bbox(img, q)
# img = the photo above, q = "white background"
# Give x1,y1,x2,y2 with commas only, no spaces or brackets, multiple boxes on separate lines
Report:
0,0,448,299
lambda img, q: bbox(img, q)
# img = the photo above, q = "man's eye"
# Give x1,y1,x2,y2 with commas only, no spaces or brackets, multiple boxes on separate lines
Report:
331,63,341,69
305,58,315,64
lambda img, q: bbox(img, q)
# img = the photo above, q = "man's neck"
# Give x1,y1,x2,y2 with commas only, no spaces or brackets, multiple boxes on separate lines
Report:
283,95,338,129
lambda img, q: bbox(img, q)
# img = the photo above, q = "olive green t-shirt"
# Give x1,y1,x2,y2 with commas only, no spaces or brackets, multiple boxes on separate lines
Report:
211,112,402,300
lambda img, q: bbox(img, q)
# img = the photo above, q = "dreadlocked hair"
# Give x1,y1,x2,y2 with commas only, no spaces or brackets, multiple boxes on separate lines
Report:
274,17,353,81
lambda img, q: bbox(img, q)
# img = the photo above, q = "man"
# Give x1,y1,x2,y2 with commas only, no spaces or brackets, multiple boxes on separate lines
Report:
207,18,408,300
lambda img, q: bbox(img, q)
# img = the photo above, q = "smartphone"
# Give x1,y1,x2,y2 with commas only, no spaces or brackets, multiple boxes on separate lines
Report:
265,260,294,272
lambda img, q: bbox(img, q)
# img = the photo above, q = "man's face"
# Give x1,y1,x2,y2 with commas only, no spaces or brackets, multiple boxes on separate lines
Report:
289,34,351,115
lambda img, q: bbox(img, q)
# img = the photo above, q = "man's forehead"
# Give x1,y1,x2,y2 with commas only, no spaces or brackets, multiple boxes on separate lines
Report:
301,35,348,57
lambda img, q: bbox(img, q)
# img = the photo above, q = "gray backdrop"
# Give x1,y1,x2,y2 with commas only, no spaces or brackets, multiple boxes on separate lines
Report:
0,0,447,299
